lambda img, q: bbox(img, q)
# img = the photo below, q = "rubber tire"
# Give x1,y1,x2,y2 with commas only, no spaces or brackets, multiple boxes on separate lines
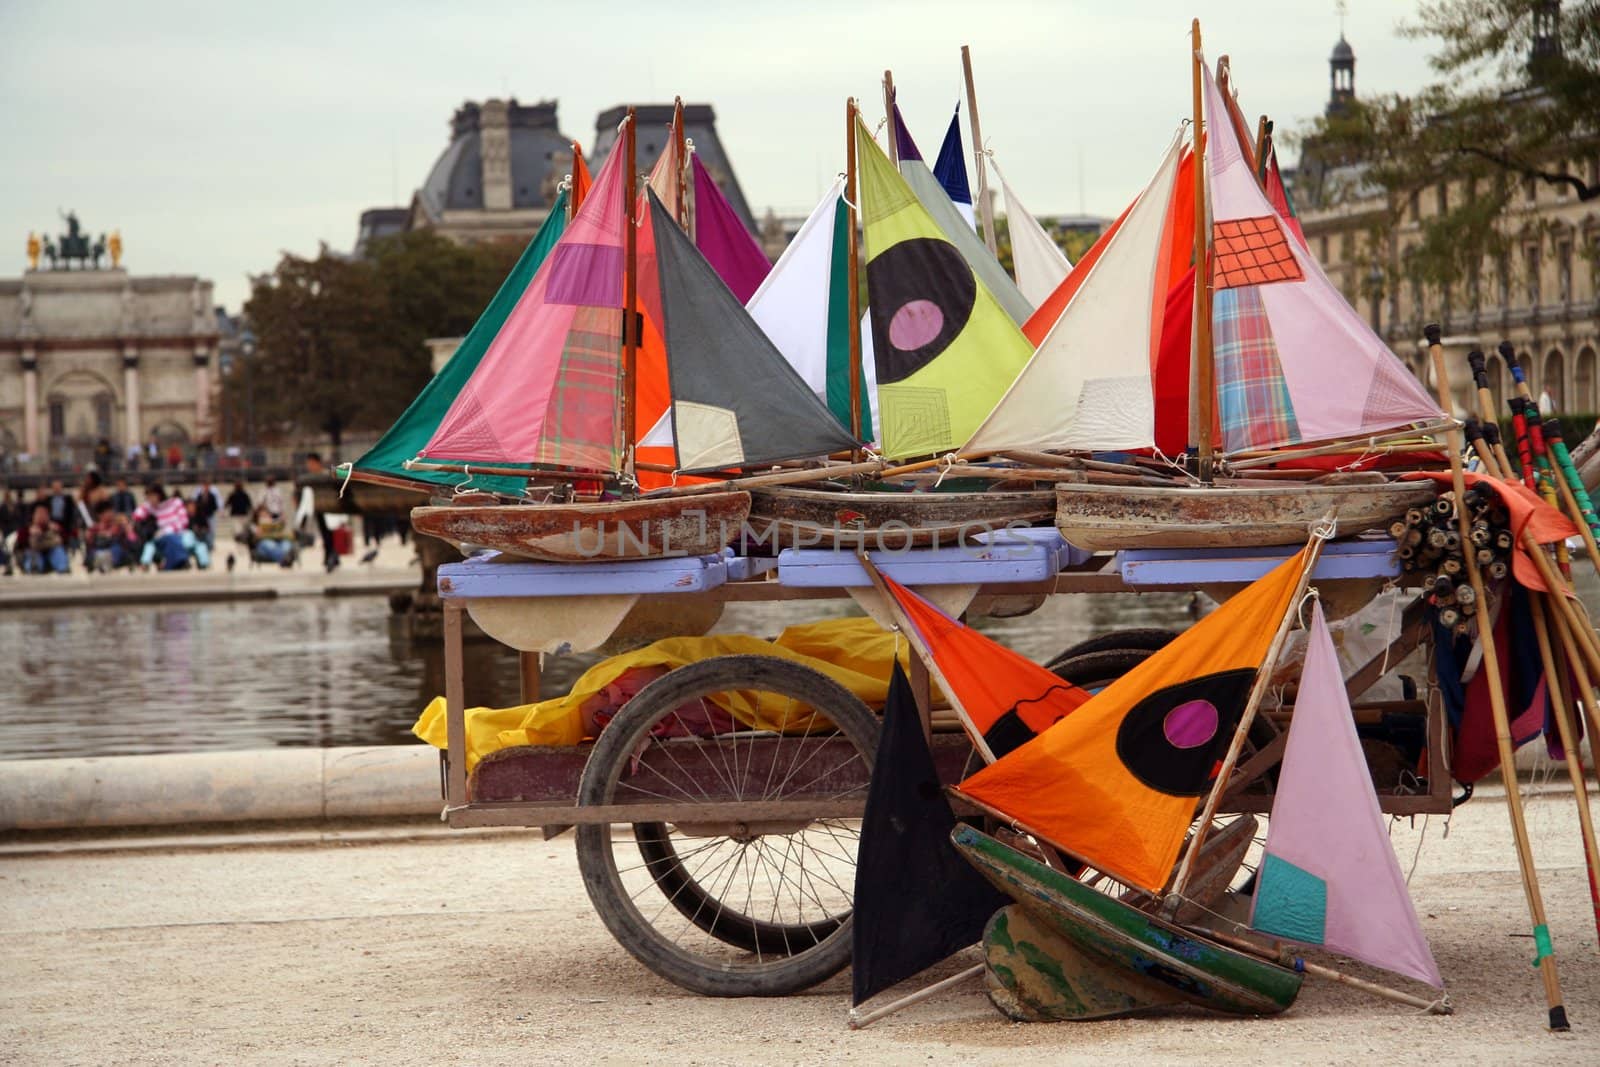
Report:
1044,628,1178,672
575,655,880,998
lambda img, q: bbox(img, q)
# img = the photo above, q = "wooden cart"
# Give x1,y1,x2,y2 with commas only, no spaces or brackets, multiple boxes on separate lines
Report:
431,533,1452,998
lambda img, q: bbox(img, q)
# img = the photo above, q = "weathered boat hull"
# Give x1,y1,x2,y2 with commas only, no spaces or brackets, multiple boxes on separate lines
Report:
746,486,1056,551
1055,480,1436,550
983,905,1184,1021
952,825,1302,1018
410,491,751,563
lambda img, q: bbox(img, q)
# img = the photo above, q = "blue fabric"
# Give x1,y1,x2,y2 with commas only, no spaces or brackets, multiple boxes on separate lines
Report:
1253,853,1328,945
932,108,971,207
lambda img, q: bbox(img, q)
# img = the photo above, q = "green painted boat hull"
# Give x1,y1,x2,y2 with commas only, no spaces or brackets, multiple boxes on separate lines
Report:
984,905,1185,1021
952,825,1302,1018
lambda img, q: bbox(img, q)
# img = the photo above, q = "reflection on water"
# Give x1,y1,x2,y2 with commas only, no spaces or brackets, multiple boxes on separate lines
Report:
0,589,1199,761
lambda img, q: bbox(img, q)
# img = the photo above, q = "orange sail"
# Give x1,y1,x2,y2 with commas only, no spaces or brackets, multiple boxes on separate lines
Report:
958,549,1307,893
882,574,1089,758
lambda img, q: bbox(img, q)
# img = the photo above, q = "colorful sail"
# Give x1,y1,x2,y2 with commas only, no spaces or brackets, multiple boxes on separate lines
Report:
964,134,1183,454
350,188,569,494
883,573,1089,758
571,143,593,209
690,155,771,303
646,189,858,473
741,180,873,441
957,549,1307,893
420,140,628,471
858,116,1034,459
1263,144,1305,247
891,104,1031,324
1251,601,1444,989
852,662,1009,1005
931,105,976,229
995,159,1072,309
1201,63,1441,453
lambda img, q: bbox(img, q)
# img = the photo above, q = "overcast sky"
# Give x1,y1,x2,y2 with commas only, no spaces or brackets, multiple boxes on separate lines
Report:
0,1,1437,310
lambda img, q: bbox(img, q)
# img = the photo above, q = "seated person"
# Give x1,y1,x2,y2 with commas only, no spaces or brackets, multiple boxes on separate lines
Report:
17,504,70,574
133,483,211,571
86,503,139,572
248,505,297,566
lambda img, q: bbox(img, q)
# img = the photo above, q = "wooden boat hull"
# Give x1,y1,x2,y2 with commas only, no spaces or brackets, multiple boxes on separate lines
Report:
952,825,1302,1018
1055,480,1436,550
983,905,1185,1021
410,491,751,563
746,486,1056,550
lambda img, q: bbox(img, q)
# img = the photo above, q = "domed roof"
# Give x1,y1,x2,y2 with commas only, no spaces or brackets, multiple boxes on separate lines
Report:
1330,35,1355,63
417,99,573,216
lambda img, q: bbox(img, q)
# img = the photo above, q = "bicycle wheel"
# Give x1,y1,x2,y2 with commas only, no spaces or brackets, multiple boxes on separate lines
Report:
575,655,879,997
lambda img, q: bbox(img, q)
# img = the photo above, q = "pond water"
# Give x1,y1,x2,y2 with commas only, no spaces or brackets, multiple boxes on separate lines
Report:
0,589,1198,761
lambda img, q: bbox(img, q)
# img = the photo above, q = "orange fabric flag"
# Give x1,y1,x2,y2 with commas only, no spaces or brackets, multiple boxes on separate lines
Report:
883,574,1090,758
957,549,1307,893
1401,472,1577,592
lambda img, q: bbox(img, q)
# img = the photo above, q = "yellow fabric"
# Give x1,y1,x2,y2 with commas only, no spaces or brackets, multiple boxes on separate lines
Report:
412,617,919,772
958,550,1307,893
856,117,1033,459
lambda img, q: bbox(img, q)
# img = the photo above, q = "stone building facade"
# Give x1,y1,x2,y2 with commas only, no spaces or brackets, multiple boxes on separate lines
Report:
0,265,220,466
1294,28,1600,417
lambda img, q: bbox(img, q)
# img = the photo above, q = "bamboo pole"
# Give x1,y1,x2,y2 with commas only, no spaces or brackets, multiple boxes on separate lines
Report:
1467,349,1517,473
642,458,886,498
848,963,985,1030
961,45,999,258
1191,20,1216,483
1163,522,1330,910
1534,598,1600,943
1197,926,1452,1014
1549,594,1600,808
883,70,897,167
622,109,639,480
1425,323,1569,1031
1541,436,1600,580
1225,422,1454,469
846,99,865,445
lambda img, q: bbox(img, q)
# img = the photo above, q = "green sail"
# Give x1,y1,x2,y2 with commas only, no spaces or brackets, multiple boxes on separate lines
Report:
347,188,570,495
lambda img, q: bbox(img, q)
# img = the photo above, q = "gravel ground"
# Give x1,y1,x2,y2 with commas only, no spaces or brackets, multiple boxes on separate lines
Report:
1,787,1596,1065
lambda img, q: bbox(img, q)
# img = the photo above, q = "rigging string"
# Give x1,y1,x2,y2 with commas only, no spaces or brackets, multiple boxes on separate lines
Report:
932,452,959,489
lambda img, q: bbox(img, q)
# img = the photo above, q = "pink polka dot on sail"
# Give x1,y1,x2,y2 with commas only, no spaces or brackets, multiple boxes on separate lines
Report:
889,300,944,350
1164,700,1219,749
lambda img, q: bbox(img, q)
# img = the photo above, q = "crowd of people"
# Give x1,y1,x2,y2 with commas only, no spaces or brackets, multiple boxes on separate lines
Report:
0,455,364,577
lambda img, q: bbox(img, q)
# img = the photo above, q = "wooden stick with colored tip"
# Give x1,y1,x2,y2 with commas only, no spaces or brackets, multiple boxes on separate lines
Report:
1426,322,1569,1032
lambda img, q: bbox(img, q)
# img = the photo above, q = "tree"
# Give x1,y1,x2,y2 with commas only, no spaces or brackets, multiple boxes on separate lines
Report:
1298,0,1599,297
237,232,521,458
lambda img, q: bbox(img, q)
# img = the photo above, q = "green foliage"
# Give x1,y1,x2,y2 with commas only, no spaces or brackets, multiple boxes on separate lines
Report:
1300,1,1599,297
236,232,521,454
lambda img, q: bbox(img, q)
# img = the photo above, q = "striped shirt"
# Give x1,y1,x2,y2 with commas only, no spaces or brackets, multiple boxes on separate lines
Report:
133,496,189,537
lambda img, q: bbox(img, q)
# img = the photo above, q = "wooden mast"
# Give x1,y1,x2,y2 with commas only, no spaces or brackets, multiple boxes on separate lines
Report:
1254,117,1271,185
883,70,897,166
1192,19,1216,482
672,96,687,229
845,98,864,445
961,45,999,257
622,109,639,482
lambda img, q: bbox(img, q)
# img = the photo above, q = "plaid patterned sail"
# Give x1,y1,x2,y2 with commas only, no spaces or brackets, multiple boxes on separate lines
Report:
1214,286,1300,451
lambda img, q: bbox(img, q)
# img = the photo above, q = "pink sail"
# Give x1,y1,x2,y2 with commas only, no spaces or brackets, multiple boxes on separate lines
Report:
420,143,628,473
1202,65,1441,453
692,155,771,304
1250,601,1444,989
